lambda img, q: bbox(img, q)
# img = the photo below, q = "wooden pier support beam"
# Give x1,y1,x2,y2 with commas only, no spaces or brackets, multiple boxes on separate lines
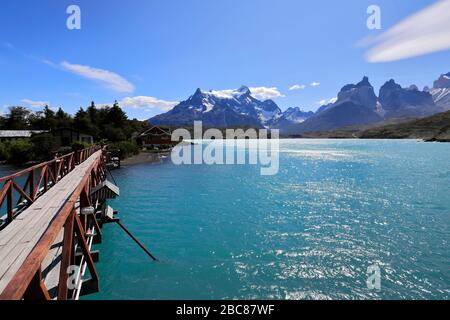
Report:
23,269,50,301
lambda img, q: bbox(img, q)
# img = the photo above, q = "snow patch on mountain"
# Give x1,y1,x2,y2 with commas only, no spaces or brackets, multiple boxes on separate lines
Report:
430,88,450,111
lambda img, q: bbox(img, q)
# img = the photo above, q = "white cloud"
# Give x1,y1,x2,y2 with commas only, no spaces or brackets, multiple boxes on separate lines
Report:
208,89,237,99
60,61,135,93
365,0,450,62
119,96,179,111
289,84,306,91
317,97,337,106
41,59,56,67
249,87,285,100
100,96,179,112
310,82,321,87
21,99,50,108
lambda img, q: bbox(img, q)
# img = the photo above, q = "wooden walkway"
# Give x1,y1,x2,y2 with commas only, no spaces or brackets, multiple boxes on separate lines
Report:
0,151,102,297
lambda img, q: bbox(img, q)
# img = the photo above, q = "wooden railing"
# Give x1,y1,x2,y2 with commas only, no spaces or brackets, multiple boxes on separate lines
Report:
0,146,99,228
0,149,106,300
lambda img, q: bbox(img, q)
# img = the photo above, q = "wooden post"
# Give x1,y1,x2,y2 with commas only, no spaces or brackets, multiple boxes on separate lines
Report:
23,269,51,300
53,161,58,184
58,210,75,300
74,214,99,286
44,166,49,191
29,169,35,202
7,182,13,222
80,187,91,231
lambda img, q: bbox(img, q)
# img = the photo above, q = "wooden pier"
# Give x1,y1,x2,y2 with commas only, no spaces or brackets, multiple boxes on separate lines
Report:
0,147,117,300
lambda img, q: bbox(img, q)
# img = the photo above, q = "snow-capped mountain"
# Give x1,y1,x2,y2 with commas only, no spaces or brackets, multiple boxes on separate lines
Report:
149,86,283,128
433,72,450,89
429,72,450,111
275,107,314,124
149,73,449,134
269,107,314,134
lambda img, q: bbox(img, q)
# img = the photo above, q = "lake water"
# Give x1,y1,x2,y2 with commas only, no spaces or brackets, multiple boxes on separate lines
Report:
87,139,450,300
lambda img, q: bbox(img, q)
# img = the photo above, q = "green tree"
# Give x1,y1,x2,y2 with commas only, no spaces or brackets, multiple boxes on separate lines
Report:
54,108,73,128
4,107,31,130
8,139,34,165
0,142,11,161
30,133,57,161
107,101,128,127
74,107,99,137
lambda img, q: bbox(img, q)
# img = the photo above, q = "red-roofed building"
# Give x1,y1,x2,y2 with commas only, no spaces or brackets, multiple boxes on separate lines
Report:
136,126,174,148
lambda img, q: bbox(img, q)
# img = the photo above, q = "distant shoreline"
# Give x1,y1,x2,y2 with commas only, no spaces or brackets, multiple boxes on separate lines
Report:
121,150,171,166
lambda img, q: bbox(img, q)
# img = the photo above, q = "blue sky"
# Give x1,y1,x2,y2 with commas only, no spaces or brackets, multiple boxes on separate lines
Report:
0,0,449,119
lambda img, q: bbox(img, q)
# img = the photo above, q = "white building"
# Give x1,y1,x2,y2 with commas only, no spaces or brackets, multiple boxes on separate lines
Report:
0,130,47,143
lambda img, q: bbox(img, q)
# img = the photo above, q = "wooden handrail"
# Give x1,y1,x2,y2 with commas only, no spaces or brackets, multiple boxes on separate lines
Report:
0,149,106,300
0,146,99,228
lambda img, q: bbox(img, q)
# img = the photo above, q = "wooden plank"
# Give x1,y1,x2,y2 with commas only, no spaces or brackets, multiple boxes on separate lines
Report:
0,206,55,258
0,215,59,293
42,229,64,299
0,206,59,280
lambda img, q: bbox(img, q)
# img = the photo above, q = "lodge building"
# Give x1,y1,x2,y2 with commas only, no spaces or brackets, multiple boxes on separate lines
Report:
136,126,174,148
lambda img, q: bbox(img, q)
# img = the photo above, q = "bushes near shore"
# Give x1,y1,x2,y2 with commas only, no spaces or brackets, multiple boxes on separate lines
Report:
0,102,150,165
0,136,140,165
0,136,93,166
108,141,140,160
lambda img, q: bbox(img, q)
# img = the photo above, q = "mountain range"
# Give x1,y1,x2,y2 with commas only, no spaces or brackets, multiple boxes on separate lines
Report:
149,86,287,128
149,72,450,134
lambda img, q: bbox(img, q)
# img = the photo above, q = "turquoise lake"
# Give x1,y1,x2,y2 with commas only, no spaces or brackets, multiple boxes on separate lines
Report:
87,139,450,300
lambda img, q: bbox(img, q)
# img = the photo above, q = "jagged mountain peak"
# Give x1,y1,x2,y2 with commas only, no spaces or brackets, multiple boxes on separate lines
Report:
357,76,371,87
337,76,377,110
237,85,251,95
192,86,254,100
150,86,282,128
433,72,450,89
261,99,279,111
269,107,315,133
341,76,373,92
430,72,450,111
379,79,439,117
282,107,314,117
380,79,401,91
285,106,302,113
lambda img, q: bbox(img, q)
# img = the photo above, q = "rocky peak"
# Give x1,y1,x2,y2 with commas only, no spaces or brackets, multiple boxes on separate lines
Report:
379,79,437,116
337,76,377,109
380,79,401,92
237,85,251,95
193,88,203,96
357,76,371,88
433,72,450,89
261,99,279,112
